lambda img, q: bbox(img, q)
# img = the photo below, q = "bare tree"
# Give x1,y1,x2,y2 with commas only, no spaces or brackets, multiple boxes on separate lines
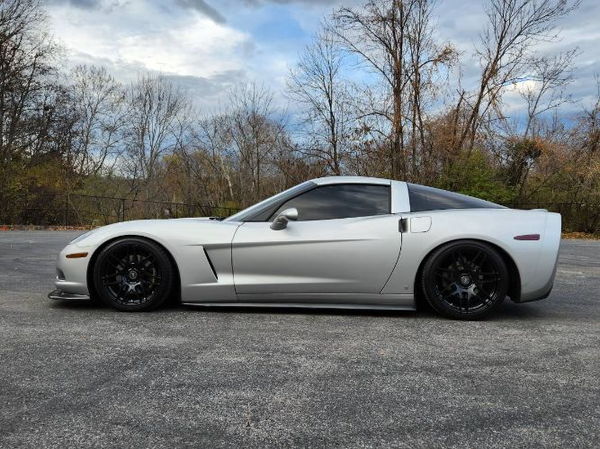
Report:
519,50,578,137
331,0,454,179
67,65,127,177
492,51,577,197
124,75,191,199
458,0,580,151
288,29,353,175
0,0,58,163
194,114,236,202
168,112,237,210
228,82,285,203
0,0,65,224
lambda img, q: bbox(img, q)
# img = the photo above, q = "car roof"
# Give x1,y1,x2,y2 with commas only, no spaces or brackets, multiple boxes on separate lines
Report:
311,176,395,186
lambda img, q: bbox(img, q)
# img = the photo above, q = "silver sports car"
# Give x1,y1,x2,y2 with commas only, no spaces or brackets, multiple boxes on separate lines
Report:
49,176,561,319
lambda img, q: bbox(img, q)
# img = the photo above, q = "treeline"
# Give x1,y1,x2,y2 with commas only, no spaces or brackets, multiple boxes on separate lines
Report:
1,0,599,232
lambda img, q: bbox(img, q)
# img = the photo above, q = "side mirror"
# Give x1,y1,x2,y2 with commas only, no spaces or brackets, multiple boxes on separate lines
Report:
270,208,298,230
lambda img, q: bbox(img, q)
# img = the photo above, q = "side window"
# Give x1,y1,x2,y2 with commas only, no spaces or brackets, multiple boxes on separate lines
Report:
270,184,390,221
407,183,504,212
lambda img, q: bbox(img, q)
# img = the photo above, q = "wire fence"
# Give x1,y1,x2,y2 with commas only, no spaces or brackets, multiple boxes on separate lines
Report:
1,193,598,233
4,193,239,227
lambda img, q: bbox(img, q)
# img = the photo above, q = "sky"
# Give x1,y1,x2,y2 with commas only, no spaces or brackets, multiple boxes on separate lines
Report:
45,0,600,117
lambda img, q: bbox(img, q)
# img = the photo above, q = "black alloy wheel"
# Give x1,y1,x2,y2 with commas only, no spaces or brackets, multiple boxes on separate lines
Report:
93,237,174,311
421,240,509,319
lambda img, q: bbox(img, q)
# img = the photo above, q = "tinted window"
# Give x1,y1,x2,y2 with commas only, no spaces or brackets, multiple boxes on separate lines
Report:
271,184,390,221
408,183,504,212
227,181,316,222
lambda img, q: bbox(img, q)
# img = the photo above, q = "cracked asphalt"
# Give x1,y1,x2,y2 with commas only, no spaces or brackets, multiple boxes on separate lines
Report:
0,231,599,448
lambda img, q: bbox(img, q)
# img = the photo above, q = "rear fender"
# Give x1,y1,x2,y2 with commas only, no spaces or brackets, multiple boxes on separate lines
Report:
382,209,560,301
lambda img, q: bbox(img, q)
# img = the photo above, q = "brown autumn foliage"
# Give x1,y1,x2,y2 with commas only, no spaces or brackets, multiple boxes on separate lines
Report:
0,0,599,233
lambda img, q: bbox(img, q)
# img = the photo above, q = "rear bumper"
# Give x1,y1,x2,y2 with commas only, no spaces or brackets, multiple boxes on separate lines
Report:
516,254,558,303
48,289,91,301
513,281,554,303
513,254,558,303
513,214,561,303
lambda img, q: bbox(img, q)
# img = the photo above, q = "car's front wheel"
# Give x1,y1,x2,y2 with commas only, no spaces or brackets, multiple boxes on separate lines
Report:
92,237,174,312
421,240,509,320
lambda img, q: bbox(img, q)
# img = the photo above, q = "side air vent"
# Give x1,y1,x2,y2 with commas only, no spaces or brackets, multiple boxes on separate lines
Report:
203,248,218,280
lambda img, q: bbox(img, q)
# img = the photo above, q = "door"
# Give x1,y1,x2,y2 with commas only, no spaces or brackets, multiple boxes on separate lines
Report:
231,183,402,296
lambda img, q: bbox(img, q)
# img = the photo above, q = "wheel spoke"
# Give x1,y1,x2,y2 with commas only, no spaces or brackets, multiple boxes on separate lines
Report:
430,246,505,315
99,244,162,306
435,267,454,277
103,280,121,287
452,252,462,268
479,277,500,284
472,250,487,266
439,283,455,294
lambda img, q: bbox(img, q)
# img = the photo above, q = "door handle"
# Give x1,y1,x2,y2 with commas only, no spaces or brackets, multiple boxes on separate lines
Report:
399,218,408,233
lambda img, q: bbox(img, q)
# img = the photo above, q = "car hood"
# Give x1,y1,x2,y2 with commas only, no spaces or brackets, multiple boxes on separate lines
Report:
71,217,241,249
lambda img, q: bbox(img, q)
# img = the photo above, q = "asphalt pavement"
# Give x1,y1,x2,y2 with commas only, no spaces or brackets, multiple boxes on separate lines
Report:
0,231,599,448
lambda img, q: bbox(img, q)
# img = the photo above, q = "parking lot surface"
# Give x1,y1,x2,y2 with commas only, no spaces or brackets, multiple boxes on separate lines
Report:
1,231,599,448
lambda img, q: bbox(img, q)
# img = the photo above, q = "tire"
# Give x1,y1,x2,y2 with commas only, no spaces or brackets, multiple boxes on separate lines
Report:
421,240,509,320
92,237,174,312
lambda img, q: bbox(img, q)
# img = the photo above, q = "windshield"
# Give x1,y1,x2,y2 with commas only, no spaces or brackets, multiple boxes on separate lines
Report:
225,181,316,222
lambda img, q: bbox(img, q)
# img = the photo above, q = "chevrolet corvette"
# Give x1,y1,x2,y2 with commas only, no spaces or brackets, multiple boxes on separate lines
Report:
49,176,561,319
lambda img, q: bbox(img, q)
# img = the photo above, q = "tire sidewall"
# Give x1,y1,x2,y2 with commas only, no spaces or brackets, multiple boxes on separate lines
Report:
93,237,174,312
421,240,509,320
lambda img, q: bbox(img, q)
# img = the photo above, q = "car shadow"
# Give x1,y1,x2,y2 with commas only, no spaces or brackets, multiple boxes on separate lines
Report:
486,300,553,321
179,298,555,321
181,302,422,317
47,298,106,310
48,296,554,321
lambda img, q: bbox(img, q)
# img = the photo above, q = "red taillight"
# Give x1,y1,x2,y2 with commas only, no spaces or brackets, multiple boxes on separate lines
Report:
514,234,540,241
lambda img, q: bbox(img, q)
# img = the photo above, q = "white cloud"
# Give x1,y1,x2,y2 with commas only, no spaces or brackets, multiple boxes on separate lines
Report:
45,0,600,116
47,0,250,79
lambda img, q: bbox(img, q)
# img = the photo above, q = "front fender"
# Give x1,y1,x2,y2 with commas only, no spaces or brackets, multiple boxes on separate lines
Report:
58,218,241,302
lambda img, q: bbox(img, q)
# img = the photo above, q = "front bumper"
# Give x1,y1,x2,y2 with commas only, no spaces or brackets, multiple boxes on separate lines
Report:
54,242,92,295
48,289,91,301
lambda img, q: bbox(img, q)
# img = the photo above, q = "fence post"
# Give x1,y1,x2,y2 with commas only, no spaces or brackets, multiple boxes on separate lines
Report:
64,193,69,227
121,198,126,222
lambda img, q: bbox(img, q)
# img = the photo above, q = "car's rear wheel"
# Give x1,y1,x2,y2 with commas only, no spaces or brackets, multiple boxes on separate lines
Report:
93,237,174,312
421,241,509,320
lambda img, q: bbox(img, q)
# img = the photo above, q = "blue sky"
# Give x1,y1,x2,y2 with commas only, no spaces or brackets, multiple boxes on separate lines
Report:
46,0,600,117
